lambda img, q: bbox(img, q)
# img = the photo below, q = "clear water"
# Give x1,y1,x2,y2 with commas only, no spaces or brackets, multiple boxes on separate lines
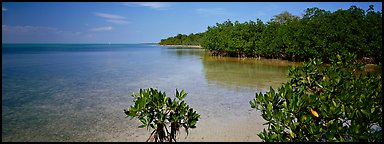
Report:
2,44,299,142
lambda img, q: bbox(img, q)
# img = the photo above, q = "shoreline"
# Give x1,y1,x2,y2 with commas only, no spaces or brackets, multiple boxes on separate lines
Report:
159,44,202,48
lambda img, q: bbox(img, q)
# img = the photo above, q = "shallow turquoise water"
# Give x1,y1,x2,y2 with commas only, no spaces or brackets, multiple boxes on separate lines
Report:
2,44,295,141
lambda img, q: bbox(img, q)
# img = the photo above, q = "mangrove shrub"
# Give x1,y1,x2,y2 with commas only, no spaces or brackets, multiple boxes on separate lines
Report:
124,88,200,142
249,53,382,142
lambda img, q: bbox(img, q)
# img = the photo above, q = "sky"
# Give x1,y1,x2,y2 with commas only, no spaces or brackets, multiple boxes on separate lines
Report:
2,2,382,44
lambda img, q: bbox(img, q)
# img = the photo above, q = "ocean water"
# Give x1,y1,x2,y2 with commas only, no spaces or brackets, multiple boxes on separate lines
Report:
2,43,297,142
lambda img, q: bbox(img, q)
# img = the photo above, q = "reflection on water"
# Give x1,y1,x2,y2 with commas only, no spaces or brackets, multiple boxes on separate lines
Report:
162,47,205,58
202,55,301,92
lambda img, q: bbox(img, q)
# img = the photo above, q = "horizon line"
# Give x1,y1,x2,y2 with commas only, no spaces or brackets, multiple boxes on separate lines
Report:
2,42,160,45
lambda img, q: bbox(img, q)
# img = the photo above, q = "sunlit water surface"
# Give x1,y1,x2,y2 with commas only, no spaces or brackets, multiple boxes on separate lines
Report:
2,44,300,142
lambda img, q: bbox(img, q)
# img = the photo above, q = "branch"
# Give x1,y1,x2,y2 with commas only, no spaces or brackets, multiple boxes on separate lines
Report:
164,124,170,136
146,129,156,142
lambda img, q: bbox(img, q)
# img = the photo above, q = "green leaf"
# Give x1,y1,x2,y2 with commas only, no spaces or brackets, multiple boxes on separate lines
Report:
176,89,180,99
250,101,256,108
267,103,272,111
283,101,287,109
271,134,278,139
139,117,147,124
167,97,172,107
293,122,299,127
289,129,295,138
336,54,341,60
138,125,146,128
180,89,186,99
360,109,369,116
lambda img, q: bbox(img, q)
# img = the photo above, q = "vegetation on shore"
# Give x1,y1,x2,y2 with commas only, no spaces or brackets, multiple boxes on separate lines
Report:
159,5,382,64
250,53,382,142
160,44,202,48
159,33,204,46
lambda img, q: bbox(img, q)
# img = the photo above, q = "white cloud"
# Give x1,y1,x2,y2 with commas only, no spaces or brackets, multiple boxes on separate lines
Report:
94,12,126,20
2,7,7,11
94,12,129,25
106,19,130,24
123,2,170,9
195,8,229,15
2,25,62,33
90,26,112,32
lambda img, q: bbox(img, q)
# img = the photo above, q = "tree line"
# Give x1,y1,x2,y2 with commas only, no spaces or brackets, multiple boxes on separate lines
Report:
159,33,204,46
159,5,382,64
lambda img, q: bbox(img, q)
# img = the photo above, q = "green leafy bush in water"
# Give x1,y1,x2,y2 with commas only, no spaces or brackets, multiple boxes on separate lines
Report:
250,53,382,142
124,88,200,142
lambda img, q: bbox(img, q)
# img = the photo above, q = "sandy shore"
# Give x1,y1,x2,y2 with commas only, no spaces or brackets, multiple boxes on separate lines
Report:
160,44,202,48
118,105,266,142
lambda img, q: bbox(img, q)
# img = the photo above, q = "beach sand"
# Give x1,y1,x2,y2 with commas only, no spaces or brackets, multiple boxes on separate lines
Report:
119,110,266,142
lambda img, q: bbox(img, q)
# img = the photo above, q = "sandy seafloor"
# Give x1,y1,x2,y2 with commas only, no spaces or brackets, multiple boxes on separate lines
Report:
2,44,295,142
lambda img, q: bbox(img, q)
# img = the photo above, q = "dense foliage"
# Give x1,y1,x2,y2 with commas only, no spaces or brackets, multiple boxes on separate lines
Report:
159,33,204,46
202,5,381,63
124,88,200,142
160,5,382,64
249,53,382,142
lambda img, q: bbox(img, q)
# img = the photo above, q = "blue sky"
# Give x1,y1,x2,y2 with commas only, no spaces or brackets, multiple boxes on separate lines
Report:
2,2,382,44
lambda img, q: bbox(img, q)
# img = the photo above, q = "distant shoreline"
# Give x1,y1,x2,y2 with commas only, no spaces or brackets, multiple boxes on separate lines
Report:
159,44,202,48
